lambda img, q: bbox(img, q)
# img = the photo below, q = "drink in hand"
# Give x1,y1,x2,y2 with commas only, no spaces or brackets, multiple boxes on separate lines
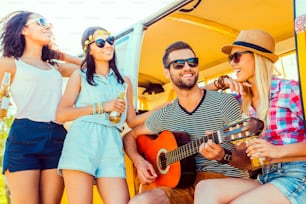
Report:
0,72,11,119
109,91,125,124
251,155,268,169
246,136,268,169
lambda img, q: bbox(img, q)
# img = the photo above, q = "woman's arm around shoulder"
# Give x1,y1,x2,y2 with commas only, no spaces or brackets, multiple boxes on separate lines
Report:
61,52,83,66
55,52,83,77
203,75,251,96
56,62,80,77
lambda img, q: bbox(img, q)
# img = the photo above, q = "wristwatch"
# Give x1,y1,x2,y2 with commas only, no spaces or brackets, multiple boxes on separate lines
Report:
218,148,232,164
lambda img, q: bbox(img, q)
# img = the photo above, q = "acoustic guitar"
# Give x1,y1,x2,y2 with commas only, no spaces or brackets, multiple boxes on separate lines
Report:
136,117,264,189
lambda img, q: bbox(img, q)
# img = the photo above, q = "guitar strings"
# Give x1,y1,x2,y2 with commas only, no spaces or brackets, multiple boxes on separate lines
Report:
159,117,262,168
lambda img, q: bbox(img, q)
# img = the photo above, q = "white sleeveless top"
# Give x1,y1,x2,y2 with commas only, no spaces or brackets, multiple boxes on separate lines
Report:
11,59,62,122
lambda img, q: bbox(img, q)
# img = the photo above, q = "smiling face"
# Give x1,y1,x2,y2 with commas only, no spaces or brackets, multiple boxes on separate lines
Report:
165,48,199,90
22,13,53,46
230,47,255,84
89,34,114,62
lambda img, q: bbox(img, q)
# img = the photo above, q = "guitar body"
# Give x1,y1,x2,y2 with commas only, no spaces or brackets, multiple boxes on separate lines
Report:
136,130,196,188
135,117,264,189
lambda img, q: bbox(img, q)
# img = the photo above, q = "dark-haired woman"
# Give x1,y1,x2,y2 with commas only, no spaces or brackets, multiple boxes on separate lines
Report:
0,11,81,204
56,26,156,204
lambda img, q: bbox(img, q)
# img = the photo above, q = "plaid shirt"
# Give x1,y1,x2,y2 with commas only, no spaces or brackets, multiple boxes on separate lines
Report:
250,77,306,145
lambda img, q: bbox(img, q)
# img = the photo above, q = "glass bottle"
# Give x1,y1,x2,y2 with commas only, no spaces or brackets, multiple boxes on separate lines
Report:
0,72,11,119
246,136,268,169
109,91,125,124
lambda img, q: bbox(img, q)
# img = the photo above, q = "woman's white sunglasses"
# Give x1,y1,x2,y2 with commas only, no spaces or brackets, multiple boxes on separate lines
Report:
26,17,52,28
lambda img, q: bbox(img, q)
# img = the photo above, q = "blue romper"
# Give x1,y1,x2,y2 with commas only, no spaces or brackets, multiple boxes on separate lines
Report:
58,70,127,178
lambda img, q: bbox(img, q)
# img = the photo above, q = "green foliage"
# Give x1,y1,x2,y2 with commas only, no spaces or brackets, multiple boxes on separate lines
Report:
0,115,14,204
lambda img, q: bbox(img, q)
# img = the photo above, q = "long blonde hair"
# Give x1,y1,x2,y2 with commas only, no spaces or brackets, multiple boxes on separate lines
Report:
240,53,274,121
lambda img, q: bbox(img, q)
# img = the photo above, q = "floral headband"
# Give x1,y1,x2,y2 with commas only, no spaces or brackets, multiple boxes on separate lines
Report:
83,30,111,52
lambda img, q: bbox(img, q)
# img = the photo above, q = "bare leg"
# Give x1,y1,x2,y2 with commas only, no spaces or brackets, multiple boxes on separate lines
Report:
129,188,170,204
231,183,290,204
5,170,40,204
194,178,261,204
3,176,11,204
62,170,94,204
40,169,64,204
96,177,129,204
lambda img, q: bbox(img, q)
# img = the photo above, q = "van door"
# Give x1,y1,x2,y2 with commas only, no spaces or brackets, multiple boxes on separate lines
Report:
295,0,306,119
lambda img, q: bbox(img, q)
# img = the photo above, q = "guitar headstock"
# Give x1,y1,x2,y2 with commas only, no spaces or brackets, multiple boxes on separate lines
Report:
222,117,264,142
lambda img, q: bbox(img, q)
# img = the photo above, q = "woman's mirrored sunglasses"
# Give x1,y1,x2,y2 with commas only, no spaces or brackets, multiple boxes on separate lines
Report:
228,51,253,63
166,57,199,69
26,17,52,28
89,36,115,48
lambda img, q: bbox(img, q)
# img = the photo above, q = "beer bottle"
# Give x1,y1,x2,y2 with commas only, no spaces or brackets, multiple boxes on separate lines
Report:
0,72,11,119
109,92,125,124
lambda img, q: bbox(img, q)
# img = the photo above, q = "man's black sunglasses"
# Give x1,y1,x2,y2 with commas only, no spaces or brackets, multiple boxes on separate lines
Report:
166,57,199,69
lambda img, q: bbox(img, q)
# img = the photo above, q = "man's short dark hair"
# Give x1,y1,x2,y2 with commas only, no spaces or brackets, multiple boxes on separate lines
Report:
162,41,196,68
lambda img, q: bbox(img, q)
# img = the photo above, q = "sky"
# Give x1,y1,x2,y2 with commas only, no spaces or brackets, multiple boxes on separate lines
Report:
1,0,176,55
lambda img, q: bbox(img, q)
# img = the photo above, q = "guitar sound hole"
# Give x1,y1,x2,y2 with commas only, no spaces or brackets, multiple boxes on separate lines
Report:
159,152,167,170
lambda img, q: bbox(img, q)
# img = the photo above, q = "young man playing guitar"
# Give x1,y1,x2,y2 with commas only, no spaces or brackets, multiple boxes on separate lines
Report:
123,41,261,204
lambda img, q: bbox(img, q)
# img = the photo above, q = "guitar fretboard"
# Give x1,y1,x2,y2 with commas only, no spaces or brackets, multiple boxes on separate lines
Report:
164,132,220,166
158,117,263,168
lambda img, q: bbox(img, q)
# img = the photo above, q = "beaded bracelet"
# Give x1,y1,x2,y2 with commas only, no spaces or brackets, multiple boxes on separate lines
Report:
214,80,222,89
214,75,230,90
92,103,97,115
96,102,104,114
101,102,104,114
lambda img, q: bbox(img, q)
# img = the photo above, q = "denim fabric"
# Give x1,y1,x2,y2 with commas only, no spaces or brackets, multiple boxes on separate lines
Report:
258,161,306,204
2,118,67,173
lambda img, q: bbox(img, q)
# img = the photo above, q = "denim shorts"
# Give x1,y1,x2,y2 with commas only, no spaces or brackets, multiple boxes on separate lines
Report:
2,118,67,173
258,161,306,204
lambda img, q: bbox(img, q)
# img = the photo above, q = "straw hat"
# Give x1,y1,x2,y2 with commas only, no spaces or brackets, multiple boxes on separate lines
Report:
222,29,279,63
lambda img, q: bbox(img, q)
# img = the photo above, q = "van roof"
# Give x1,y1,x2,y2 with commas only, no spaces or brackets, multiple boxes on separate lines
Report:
118,0,294,87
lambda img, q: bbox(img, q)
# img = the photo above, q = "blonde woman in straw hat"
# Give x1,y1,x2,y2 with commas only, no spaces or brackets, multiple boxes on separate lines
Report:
194,29,306,204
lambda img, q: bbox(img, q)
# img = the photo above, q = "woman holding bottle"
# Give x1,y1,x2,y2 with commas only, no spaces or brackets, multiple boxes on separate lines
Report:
0,11,81,204
56,26,157,204
194,29,306,204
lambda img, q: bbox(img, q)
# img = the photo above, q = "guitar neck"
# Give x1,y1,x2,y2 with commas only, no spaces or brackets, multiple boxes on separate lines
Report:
166,132,221,166
162,117,264,167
